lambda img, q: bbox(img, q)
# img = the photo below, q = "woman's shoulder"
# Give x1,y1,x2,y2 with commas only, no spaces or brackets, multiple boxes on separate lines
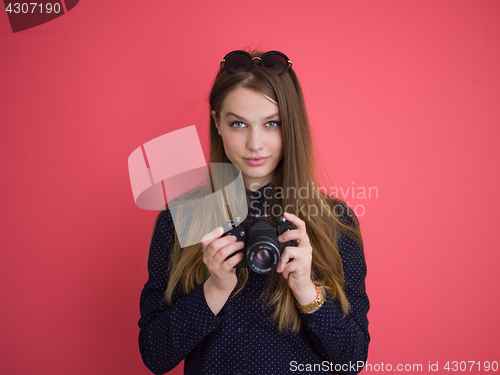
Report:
156,184,208,223
155,204,174,225
323,194,360,230
321,196,365,271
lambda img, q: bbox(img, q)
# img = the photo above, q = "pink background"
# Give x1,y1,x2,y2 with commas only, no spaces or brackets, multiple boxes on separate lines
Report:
1,0,499,374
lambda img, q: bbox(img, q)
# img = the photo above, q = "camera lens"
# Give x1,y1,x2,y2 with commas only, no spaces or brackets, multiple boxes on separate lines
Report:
246,237,280,274
256,249,270,262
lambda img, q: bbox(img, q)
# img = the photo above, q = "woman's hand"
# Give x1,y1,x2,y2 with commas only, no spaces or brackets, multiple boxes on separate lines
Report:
276,212,317,306
201,227,245,315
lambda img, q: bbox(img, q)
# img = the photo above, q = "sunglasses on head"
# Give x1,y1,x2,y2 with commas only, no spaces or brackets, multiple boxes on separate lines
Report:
220,50,293,76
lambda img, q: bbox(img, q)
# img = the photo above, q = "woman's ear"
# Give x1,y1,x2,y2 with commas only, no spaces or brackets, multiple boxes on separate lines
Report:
211,110,219,129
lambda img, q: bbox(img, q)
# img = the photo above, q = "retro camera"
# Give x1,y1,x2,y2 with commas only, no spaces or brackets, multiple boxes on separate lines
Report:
221,215,293,274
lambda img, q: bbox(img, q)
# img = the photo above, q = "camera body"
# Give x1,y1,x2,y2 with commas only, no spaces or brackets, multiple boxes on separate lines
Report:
221,215,293,274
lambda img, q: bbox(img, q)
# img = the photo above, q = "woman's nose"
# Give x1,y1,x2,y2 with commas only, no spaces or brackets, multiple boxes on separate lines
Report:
246,129,264,151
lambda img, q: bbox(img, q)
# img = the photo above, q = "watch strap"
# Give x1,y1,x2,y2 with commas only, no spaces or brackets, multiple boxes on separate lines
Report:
296,285,326,313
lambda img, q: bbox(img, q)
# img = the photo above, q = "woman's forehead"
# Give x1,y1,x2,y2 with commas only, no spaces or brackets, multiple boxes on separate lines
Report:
221,87,279,116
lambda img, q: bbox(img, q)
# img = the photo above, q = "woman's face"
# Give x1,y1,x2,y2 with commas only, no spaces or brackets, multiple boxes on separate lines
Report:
212,87,284,191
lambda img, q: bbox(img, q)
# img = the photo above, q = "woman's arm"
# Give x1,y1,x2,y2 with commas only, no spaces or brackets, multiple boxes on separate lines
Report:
138,210,226,375
300,205,370,375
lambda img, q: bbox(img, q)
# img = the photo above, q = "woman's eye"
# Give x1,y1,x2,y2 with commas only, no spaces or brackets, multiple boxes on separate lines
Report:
266,121,280,128
230,121,246,128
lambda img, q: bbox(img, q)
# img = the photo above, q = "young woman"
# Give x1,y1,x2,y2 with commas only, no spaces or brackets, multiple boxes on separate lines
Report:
138,50,370,375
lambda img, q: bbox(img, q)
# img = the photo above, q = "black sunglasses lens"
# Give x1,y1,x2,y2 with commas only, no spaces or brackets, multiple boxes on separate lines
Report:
262,54,288,75
224,53,252,73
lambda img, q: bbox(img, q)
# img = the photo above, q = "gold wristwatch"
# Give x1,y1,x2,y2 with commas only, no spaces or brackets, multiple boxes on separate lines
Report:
297,285,326,313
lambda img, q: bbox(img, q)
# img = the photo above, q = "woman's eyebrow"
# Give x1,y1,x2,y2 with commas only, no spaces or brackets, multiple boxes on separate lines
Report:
225,112,280,122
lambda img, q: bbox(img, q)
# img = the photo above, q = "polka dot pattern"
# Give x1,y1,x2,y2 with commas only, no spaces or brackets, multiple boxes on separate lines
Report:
138,184,370,375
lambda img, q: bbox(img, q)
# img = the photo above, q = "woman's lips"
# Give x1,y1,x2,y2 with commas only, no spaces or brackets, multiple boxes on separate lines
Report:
243,157,269,166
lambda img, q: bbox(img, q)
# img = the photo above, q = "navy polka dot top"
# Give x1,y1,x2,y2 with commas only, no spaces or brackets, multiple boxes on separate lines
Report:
138,183,370,375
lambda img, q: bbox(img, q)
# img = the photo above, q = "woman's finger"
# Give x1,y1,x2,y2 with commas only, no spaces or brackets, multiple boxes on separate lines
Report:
283,212,306,231
277,228,300,244
204,234,237,259
276,246,298,273
279,213,309,247
223,250,245,271
214,240,244,263
201,226,224,250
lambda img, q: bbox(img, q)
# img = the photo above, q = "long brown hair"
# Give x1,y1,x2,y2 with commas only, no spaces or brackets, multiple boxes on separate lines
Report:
161,50,363,333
